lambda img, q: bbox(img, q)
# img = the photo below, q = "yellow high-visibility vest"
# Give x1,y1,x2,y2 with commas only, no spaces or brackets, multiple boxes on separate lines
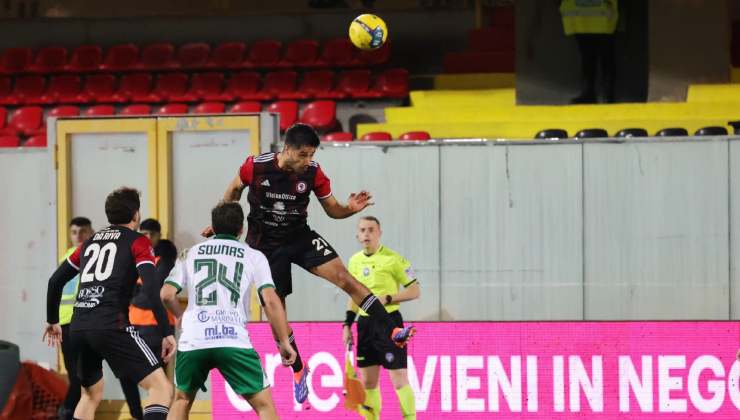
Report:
58,247,79,325
560,0,618,35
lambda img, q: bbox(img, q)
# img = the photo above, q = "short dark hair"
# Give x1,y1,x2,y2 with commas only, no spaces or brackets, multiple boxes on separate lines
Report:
360,215,381,228
105,187,141,225
69,217,91,228
211,202,244,237
284,123,320,149
140,218,161,233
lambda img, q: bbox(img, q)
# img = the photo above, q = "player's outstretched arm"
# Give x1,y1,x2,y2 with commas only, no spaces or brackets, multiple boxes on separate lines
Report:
319,190,374,219
224,174,246,203
260,287,297,366
160,284,184,319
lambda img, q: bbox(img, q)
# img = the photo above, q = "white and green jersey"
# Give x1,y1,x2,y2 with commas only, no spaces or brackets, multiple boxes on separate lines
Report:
166,234,275,351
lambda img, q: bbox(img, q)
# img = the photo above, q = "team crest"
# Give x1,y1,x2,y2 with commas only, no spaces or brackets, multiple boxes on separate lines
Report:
363,267,370,277
296,181,307,193
385,352,395,363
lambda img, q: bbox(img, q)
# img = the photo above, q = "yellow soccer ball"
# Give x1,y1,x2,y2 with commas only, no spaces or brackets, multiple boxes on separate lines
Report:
348,14,388,51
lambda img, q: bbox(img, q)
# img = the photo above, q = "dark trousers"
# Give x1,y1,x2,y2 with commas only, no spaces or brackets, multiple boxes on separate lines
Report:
574,34,616,103
59,324,81,419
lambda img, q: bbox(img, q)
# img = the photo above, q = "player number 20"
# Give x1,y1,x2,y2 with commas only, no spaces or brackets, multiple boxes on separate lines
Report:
80,243,117,283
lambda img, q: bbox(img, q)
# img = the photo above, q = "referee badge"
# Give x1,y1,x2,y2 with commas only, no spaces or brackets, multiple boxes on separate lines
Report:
363,267,370,277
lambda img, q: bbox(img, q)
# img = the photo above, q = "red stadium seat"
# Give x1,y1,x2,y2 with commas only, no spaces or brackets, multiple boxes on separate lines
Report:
278,39,319,68
0,106,43,136
207,42,246,69
189,72,225,101
84,105,115,116
120,104,151,115
29,46,68,73
0,107,7,128
360,131,392,141
79,74,117,103
283,70,341,100
244,40,282,69
65,45,102,73
226,72,264,101
266,101,298,132
9,76,46,105
399,131,431,141
138,42,176,70
374,68,409,99
335,70,381,99
99,44,139,72
149,73,192,103
23,134,46,147
118,73,154,103
261,71,297,99
354,42,391,67
229,101,261,113
315,38,355,68
49,105,80,117
176,42,211,70
41,75,82,104
0,77,13,105
194,102,225,114
156,103,188,115
0,135,19,147
299,100,337,132
322,131,353,142
0,48,32,74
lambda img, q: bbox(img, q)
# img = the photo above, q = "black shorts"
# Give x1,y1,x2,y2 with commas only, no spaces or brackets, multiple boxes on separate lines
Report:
357,311,407,370
132,325,164,365
71,326,161,387
258,230,337,297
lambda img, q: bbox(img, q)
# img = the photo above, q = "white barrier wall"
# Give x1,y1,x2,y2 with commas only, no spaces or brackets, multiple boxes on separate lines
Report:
3,137,740,366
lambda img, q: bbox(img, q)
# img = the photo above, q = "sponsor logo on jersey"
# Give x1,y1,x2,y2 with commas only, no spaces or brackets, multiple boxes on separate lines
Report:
204,324,238,340
261,179,271,187
266,192,296,200
405,266,416,279
197,309,242,324
75,285,105,307
296,181,307,193
363,267,370,277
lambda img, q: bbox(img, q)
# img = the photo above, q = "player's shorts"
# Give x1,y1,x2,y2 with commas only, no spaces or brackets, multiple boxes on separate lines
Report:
71,326,161,387
131,325,165,364
356,310,407,370
258,229,337,297
175,347,268,396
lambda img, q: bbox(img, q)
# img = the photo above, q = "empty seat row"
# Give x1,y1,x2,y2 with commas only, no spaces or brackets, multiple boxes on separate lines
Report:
0,40,390,75
323,131,432,142
0,69,408,105
535,126,729,139
0,100,340,142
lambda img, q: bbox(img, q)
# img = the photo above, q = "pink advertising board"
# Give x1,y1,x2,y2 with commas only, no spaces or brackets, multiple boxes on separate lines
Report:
211,322,740,419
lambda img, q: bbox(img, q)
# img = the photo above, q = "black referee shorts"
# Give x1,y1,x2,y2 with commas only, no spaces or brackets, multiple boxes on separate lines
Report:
71,326,161,387
258,230,337,298
357,311,407,370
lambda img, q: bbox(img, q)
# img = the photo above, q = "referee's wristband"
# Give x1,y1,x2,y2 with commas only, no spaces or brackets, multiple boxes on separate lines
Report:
343,310,357,327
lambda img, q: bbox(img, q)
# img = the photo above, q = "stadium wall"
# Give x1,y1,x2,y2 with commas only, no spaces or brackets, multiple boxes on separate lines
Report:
1,135,738,400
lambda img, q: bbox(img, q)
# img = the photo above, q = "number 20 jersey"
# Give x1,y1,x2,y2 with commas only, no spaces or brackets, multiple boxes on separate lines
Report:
66,226,156,331
166,236,275,351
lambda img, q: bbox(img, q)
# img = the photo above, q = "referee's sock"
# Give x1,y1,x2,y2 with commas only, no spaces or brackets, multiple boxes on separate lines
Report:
395,385,417,419
276,332,304,373
359,294,395,334
143,404,168,419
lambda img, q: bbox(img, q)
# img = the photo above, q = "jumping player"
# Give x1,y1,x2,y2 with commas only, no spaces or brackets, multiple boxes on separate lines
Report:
343,216,420,420
161,202,296,420
203,123,415,403
44,187,175,420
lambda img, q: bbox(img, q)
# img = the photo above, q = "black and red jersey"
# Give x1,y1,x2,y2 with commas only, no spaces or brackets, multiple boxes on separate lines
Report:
239,152,332,250
66,225,155,331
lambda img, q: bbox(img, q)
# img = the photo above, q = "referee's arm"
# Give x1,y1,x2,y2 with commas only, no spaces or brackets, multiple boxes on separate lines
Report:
387,282,420,305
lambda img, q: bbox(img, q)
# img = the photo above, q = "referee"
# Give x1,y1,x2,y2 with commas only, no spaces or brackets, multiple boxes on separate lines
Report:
342,216,420,420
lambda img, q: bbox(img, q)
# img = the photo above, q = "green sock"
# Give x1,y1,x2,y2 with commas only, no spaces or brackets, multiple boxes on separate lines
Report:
362,387,381,420
395,385,416,420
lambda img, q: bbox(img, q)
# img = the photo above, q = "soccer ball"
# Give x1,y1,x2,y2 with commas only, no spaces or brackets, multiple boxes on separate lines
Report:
348,14,388,51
